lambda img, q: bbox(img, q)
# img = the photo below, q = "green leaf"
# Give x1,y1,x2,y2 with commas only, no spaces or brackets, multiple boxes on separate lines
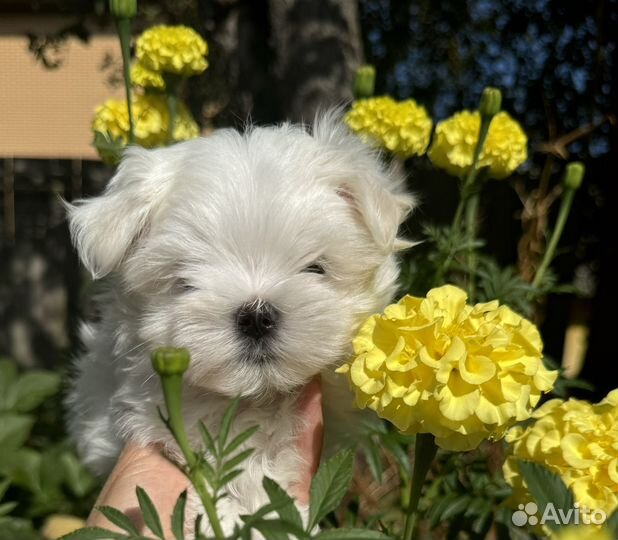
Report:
0,413,35,449
362,441,383,483
171,490,187,540
60,451,97,497
136,486,165,539
92,131,125,166
308,449,354,531
382,437,412,477
516,460,574,532
14,371,61,412
96,506,139,535
198,422,217,454
223,425,259,456
250,518,308,540
0,360,18,411
0,447,41,492
440,495,471,521
428,493,460,529
194,514,203,540
0,479,10,500
222,448,254,474
0,502,18,516
219,468,244,487
218,396,241,450
58,527,125,540
314,529,392,539
262,477,303,529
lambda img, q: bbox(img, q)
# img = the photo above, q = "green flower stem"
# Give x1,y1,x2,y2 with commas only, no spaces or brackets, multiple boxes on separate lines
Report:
402,433,438,540
115,18,135,143
164,74,182,145
166,91,178,145
531,187,575,289
153,349,225,540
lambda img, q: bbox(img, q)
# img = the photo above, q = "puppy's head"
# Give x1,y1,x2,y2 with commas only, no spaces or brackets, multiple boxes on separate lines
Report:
68,113,414,397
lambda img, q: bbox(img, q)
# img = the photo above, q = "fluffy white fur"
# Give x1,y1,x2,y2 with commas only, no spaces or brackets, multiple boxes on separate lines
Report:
65,112,414,537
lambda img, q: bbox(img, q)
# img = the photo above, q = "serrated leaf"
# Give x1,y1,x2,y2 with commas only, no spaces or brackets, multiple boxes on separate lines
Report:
198,422,217,454
262,477,303,529
97,506,139,535
58,527,125,540
136,486,164,539
14,371,61,412
517,460,574,531
0,413,35,449
314,529,392,539
222,448,254,473
218,397,241,450
223,425,259,456
308,449,353,530
171,490,187,540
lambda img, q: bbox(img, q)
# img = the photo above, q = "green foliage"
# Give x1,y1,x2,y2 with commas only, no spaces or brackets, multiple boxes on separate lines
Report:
516,461,574,532
0,358,98,538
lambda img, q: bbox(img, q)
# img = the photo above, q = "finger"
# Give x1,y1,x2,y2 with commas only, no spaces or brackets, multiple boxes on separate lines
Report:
290,375,324,504
88,442,189,537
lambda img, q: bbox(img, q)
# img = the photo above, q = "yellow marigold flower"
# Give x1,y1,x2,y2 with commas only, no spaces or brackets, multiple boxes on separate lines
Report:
503,390,618,523
92,94,199,149
41,514,86,539
131,61,165,89
345,96,433,158
336,285,557,451
428,110,528,179
553,526,613,540
136,25,208,76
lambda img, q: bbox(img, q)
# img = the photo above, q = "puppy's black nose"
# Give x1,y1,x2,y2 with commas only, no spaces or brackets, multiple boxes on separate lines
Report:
236,301,279,340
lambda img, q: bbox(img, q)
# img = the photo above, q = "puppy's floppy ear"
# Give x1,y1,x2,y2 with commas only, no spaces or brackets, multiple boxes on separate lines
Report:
336,170,416,252
313,110,416,252
66,146,173,279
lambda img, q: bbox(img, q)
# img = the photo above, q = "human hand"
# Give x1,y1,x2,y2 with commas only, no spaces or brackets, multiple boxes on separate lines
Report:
87,376,324,537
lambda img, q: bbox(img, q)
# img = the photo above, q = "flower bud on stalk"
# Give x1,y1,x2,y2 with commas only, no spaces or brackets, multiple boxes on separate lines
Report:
151,347,190,376
109,0,136,19
353,65,376,100
479,86,502,119
562,161,585,191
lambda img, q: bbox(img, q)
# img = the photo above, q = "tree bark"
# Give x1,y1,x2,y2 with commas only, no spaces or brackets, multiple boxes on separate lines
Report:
268,0,364,122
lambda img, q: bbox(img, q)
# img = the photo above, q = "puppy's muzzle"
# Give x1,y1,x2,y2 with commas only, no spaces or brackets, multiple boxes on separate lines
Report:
236,300,280,340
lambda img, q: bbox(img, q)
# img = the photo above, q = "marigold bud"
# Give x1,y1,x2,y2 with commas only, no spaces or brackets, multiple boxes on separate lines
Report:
353,65,376,100
562,161,585,190
479,87,502,118
109,0,137,19
151,347,190,376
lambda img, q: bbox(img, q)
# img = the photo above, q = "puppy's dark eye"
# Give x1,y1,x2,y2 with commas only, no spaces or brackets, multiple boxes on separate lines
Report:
303,263,326,275
177,279,197,292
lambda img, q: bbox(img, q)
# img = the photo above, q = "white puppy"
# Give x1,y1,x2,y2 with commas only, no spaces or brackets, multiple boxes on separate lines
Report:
65,112,414,535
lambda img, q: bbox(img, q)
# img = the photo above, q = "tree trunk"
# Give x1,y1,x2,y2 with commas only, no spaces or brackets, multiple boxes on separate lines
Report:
268,0,364,122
